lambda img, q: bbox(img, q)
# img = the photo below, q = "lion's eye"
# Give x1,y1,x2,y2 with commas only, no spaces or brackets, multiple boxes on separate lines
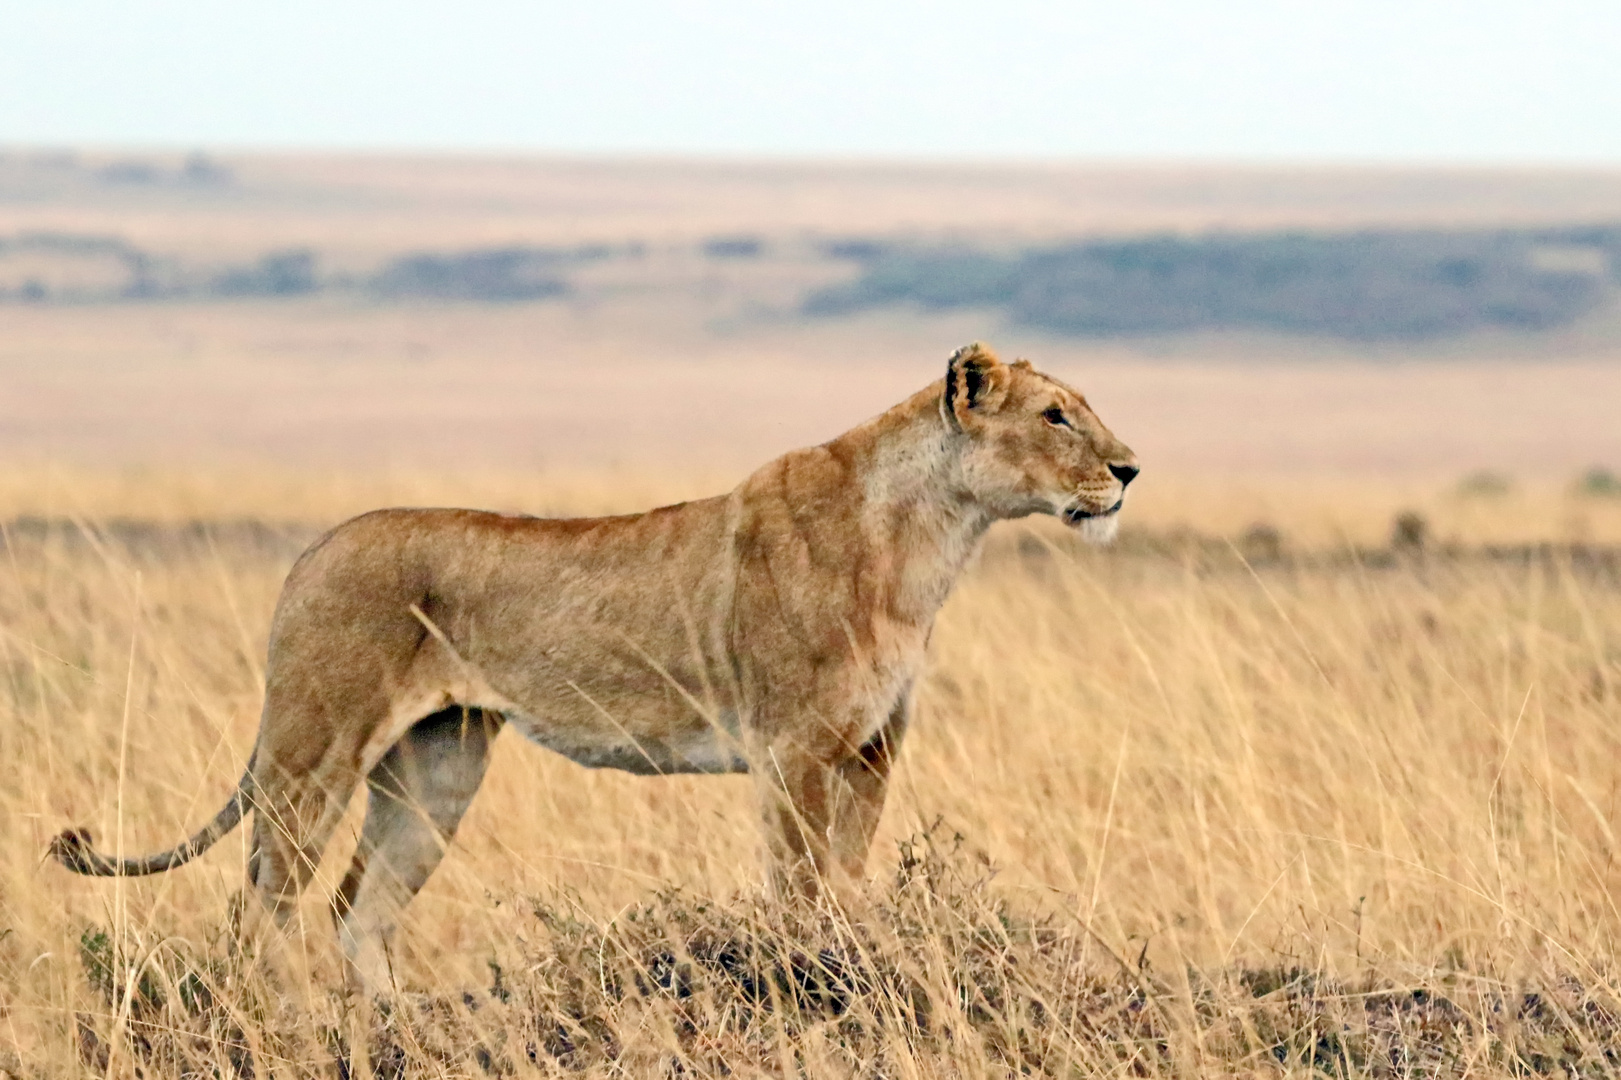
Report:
1042,407,1070,428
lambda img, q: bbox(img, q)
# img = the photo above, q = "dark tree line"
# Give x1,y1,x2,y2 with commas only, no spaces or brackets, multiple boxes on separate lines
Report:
807,226,1621,340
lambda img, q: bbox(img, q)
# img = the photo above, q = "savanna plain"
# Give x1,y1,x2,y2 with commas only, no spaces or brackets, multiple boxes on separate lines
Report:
5,475,1621,1078
4,155,1621,1077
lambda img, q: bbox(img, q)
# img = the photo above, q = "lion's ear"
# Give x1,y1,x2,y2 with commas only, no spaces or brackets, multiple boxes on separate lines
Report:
943,343,1011,430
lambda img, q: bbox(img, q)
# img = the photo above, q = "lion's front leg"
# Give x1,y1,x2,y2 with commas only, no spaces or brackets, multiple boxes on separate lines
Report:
755,744,838,901
830,698,909,881
755,695,911,901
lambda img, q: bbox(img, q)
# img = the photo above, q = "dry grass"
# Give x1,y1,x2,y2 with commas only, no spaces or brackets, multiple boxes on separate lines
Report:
3,470,1621,1077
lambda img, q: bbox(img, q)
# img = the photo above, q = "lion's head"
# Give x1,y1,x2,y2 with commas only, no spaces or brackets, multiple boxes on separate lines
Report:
941,343,1139,543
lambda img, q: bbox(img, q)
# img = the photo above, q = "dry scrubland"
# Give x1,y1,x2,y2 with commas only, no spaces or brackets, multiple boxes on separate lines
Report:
0,472,1620,1077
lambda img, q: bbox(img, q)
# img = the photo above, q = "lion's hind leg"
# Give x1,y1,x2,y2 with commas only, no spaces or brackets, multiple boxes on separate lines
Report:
334,706,503,994
247,751,365,922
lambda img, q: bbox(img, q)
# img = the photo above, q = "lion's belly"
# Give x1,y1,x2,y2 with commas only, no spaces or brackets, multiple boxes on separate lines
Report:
500,706,750,776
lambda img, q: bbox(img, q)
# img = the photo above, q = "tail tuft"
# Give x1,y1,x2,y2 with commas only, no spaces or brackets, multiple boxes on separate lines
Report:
49,828,101,874
46,756,255,878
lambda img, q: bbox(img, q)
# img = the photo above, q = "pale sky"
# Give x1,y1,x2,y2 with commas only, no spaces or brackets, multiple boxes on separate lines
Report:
3,0,1619,161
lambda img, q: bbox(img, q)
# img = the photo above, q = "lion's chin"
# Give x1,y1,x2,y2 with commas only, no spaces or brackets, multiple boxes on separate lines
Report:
1062,502,1123,545
1074,512,1120,545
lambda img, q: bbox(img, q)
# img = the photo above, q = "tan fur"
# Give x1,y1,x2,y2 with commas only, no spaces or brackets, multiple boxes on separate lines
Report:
50,343,1137,990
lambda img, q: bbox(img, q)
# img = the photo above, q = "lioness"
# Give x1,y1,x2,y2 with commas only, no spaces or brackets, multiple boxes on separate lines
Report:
51,343,1137,988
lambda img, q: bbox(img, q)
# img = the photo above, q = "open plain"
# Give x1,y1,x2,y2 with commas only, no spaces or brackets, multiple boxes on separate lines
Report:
3,156,1621,1075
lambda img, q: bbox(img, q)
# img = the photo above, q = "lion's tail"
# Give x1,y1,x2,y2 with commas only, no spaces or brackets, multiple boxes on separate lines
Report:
48,755,255,877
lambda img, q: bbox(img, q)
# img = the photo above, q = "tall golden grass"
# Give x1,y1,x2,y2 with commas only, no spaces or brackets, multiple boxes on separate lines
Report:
2,468,1620,1076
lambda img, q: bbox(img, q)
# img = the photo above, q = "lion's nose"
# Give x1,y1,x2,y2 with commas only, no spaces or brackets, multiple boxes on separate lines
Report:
1108,462,1140,488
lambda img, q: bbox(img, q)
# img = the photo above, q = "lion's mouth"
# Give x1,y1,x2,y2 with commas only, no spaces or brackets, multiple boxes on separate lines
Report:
1063,499,1123,525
